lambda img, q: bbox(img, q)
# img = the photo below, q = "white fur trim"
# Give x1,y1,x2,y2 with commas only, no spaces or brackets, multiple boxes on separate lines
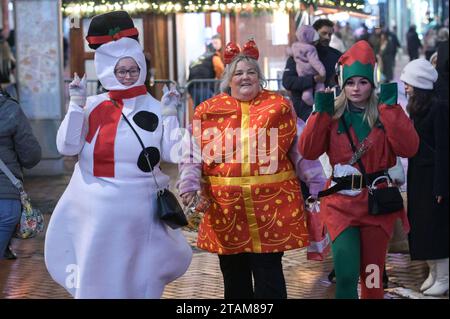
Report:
373,62,379,88
329,164,362,196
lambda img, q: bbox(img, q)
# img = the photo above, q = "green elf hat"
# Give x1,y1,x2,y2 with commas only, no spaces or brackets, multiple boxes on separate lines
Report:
337,40,378,89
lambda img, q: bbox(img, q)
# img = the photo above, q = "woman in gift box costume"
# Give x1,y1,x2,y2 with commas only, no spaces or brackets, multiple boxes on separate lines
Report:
44,11,192,298
299,41,419,299
178,40,326,298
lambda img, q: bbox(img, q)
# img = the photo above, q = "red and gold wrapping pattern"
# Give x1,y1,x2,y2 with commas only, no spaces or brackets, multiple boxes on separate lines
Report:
193,90,309,255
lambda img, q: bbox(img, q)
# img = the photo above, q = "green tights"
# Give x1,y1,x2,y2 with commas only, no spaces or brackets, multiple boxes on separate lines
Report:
331,227,360,299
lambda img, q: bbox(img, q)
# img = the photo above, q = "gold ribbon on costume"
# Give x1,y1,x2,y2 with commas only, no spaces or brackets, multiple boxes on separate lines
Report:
205,170,296,186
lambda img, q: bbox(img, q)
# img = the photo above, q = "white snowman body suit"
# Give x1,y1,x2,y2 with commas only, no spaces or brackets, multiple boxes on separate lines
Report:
45,37,192,298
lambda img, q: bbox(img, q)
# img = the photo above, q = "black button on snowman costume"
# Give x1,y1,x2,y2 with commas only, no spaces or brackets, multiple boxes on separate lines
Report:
45,11,192,298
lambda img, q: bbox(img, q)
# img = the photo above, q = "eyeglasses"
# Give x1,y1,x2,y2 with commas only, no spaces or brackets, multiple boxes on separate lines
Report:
114,68,140,78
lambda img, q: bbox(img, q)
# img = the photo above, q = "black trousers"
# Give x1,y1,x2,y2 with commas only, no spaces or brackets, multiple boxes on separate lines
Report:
218,252,287,299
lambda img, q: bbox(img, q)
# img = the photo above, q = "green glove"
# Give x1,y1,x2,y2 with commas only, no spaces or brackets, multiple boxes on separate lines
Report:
313,92,334,116
378,82,398,106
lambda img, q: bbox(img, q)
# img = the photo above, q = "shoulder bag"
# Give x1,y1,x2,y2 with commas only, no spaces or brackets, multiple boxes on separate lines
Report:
0,158,44,239
120,108,188,229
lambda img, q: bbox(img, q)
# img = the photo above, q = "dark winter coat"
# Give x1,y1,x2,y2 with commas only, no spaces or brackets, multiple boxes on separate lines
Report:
406,30,422,60
0,94,41,199
380,36,397,82
435,40,449,101
316,44,342,88
282,56,314,121
282,45,341,121
407,100,449,260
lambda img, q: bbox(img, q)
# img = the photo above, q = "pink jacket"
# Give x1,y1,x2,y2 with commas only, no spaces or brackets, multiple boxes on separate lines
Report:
292,25,326,78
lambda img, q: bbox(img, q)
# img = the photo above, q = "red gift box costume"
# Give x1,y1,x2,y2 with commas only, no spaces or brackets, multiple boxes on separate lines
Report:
193,90,309,255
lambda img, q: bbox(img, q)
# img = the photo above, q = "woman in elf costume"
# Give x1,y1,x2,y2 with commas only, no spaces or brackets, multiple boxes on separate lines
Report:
299,40,419,299
44,11,192,298
178,40,326,299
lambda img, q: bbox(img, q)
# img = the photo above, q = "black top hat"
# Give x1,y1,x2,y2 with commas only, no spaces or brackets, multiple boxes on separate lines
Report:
86,11,139,50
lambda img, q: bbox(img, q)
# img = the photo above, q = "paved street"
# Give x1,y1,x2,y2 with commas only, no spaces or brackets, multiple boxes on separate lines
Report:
0,161,446,300
0,53,448,299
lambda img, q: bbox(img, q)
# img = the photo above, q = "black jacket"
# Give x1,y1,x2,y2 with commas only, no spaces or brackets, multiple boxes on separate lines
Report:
282,45,341,121
282,56,314,121
188,52,215,80
406,30,422,55
436,40,449,101
407,100,449,259
316,45,342,88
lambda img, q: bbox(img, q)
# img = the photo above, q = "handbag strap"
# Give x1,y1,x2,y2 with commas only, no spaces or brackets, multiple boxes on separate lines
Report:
114,100,162,193
340,116,369,185
0,158,24,192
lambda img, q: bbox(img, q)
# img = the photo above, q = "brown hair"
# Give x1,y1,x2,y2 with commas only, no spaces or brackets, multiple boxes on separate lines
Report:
406,87,435,117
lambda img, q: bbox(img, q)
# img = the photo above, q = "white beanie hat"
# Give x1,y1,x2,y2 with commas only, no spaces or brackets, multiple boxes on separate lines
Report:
400,58,438,90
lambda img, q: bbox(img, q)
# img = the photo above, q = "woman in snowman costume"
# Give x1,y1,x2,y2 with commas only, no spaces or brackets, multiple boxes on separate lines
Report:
45,11,192,299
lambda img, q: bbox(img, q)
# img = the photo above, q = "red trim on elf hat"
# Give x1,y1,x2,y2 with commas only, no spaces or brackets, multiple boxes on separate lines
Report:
338,40,376,67
86,27,139,45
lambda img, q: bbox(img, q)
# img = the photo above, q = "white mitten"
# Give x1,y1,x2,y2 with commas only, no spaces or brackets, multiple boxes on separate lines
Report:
161,83,180,116
69,73,87,107
387,157,405,186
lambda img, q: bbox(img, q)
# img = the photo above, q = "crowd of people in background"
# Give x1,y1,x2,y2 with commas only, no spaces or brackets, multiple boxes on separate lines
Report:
327,19,448,85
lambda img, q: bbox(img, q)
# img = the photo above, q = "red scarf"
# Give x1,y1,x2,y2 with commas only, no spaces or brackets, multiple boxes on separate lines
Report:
85,85,147,177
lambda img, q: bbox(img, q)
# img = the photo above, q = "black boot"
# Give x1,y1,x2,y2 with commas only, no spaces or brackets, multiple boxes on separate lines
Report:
328,268,336,283
3,243,17,260
383,268,389,289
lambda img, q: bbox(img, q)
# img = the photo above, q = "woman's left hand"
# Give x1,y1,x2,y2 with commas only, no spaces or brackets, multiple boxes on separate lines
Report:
161,83,180,116
181,191,197,206
437,196,443,204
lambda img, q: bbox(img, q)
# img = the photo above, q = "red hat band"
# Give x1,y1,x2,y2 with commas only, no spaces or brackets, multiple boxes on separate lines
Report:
86,27,139,46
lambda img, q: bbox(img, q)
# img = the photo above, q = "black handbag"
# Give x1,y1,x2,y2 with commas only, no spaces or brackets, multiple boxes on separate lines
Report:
157,188,188,229
367,176,404,215
341,117,403,216
120,108,188,229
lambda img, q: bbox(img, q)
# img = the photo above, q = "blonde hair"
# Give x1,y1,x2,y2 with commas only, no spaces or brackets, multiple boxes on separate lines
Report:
220,56,266,94
333,89,379,128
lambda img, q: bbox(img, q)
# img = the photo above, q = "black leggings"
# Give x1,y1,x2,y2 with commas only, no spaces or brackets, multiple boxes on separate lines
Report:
218,252,287,299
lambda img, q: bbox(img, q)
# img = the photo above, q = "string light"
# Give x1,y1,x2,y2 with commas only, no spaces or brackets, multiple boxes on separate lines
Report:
62,0,365,16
